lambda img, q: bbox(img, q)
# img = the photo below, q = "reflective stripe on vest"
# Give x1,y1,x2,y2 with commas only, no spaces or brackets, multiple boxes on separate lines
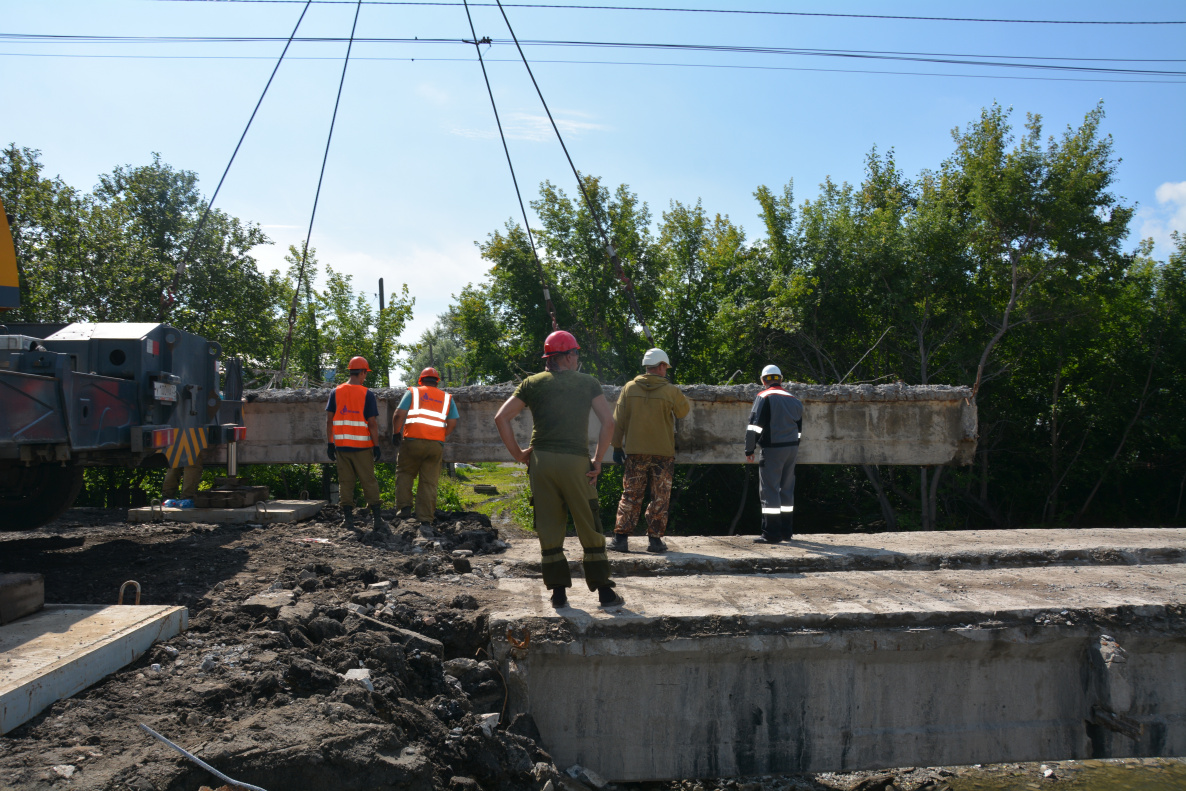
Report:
332,383,374,448
403,385,452,442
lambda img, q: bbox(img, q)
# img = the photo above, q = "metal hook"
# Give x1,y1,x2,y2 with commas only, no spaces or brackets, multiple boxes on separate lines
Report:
118,580,141,605
150,498,164,523
255,500,269,521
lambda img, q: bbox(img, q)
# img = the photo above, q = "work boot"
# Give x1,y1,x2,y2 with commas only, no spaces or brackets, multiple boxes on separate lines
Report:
371,505,387,532
396,506,413,520
781,515,794,543
597,585,626,608
609,533,629,553
342,506,355,529
550,587,569,609
752,535,781,545
646,536,668,554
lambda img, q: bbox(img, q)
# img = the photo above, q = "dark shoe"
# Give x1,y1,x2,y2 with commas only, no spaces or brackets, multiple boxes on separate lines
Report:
396,506,413,520
646,536,668,553
371,506,387,531
342,507,355,529
609,534,629,553
550,588,569,609
753,536,781,545
597,586,625,608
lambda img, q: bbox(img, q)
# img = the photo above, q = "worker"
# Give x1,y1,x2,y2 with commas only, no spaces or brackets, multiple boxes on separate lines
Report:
493,330,624,610
391,366,459,523
609,347,691,554
325,356,385,531
161,453,205,508
744,364,803,544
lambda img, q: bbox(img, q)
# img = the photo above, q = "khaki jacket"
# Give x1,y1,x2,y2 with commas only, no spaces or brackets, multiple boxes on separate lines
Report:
611,374,692,457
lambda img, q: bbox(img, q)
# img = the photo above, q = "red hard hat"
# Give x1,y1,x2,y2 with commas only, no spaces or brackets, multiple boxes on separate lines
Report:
348,356,370,372
418,367,441,384
542,330,580,358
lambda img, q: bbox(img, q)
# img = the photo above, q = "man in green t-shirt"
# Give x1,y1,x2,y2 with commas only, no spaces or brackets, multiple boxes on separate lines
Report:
494,330,624,610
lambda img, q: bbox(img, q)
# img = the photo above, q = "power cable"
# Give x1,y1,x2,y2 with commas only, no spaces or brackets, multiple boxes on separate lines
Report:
493,0,655,343
460,1,558,331
278,0,364,382
147,0,1186,26
5,34,1182,77
163,0,313,319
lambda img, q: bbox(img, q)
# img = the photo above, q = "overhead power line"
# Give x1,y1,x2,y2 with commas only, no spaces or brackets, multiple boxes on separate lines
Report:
148,0,1186,26
4,34,1184,77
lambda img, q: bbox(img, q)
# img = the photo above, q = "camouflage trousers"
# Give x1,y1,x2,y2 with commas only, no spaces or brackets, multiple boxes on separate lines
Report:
614,454,675,537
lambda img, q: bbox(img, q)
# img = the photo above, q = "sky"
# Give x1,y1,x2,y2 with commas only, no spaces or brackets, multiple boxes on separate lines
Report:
2,0,1184,379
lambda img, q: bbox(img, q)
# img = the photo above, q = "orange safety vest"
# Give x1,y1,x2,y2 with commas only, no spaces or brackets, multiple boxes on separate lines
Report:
331,383,374,449
403,385,453,442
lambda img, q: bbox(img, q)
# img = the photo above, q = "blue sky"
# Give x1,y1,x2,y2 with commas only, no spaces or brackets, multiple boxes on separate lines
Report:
3,1,1184,378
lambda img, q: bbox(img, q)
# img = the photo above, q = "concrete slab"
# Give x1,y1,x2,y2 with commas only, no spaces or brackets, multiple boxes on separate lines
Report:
126,499,324,525
0,573,44,625
499,528,1186,576
0,604,187,734
489,563,1186,632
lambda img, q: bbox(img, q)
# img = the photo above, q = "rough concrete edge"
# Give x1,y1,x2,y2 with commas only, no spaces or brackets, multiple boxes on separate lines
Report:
486,603,1185,649
246,382,974,405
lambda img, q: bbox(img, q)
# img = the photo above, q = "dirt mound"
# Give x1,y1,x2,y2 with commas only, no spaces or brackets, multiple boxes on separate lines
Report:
0,510,558,791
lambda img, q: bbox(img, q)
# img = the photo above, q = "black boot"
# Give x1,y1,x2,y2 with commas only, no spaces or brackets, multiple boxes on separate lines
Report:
646,536,668,553
396,506,412,520
371,505,387,532
342,506,355,529
550,587,569,609
781,513,794,543
609,533,629,553
597,585,625,608
755,511,781,544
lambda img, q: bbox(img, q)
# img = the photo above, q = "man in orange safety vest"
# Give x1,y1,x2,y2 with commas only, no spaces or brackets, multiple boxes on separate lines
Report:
391,366,459,522
325,356,385,531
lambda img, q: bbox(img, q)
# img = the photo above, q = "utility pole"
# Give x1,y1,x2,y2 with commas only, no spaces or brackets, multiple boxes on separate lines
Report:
378,278,385,311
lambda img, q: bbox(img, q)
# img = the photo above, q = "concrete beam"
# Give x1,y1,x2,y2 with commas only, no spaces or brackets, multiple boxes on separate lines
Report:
216,383,976,466
0,604,187,735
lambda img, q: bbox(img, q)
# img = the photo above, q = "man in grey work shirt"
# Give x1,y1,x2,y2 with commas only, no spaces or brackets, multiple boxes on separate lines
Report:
744,364,803,544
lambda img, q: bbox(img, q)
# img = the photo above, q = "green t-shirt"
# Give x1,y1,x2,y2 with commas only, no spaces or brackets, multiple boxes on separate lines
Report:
513,370,604,456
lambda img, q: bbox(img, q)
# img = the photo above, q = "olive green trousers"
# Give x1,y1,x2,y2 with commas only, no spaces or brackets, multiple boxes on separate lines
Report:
396,437,443,521
529,450,612,592
337,449,382,509
162,462,203,500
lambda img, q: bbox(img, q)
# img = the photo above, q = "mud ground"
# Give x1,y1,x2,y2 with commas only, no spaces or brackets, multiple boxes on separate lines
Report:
1,510,1181,791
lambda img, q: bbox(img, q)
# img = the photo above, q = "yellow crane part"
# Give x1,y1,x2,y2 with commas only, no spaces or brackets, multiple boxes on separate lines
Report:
0,198,18,310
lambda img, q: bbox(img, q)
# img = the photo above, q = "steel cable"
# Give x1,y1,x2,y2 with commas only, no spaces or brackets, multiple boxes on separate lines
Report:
492,0,655,343
161,0,312,318
279,0,364,382
460,1,558,331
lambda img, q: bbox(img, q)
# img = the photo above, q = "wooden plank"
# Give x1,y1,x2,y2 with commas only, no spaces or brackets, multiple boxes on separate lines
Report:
127,499,324,525
0,604,187,734
0,574,44,625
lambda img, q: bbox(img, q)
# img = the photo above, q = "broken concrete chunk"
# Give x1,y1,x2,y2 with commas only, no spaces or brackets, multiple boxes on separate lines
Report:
51,765,76,779
342,668,374,692
566,764,608,789
353,615,445,658
367,580,395,590
478,712,499,737
451,549,474,558
240,590,295,617
0,573,44,625
443,658,479,679
351,589,386,607
276,600,316,625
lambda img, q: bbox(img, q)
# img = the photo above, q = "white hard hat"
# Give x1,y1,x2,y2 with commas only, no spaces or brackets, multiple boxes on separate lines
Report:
641,348,671,367
761,364,782,380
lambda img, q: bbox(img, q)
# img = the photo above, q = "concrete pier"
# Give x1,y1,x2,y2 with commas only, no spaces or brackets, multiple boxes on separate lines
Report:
217,383,976,466
488,529,1186,782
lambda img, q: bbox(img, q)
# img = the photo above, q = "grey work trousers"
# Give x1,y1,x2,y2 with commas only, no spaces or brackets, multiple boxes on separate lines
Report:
758,444,798,541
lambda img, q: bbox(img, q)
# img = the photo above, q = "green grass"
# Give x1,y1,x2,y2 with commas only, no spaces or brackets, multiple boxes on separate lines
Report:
448,462,530,525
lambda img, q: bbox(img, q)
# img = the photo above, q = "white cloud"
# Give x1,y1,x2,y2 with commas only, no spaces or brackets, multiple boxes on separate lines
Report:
1138,180,1186,258
448,110,608,142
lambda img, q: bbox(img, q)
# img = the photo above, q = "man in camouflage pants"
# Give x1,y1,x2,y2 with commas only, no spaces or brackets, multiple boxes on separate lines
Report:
610,348,691,553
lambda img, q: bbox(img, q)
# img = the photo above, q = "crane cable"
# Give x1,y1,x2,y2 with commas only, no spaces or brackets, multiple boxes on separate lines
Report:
492,0,655,343
460,0,558,331
278,0,364,382
161,0,313,320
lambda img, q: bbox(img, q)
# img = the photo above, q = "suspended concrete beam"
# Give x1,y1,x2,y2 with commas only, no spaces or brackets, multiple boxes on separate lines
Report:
215,383,976,466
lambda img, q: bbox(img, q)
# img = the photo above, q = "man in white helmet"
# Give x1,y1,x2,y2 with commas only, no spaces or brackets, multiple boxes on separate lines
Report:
608,347,691,553
745,364,803,543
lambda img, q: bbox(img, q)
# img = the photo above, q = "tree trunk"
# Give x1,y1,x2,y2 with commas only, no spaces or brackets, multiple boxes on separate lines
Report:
861,464,898,530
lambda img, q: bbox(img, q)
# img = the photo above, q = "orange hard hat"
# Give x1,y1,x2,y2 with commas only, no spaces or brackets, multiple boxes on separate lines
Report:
418,366,441,384
348,356,370,372
542,330,580,358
